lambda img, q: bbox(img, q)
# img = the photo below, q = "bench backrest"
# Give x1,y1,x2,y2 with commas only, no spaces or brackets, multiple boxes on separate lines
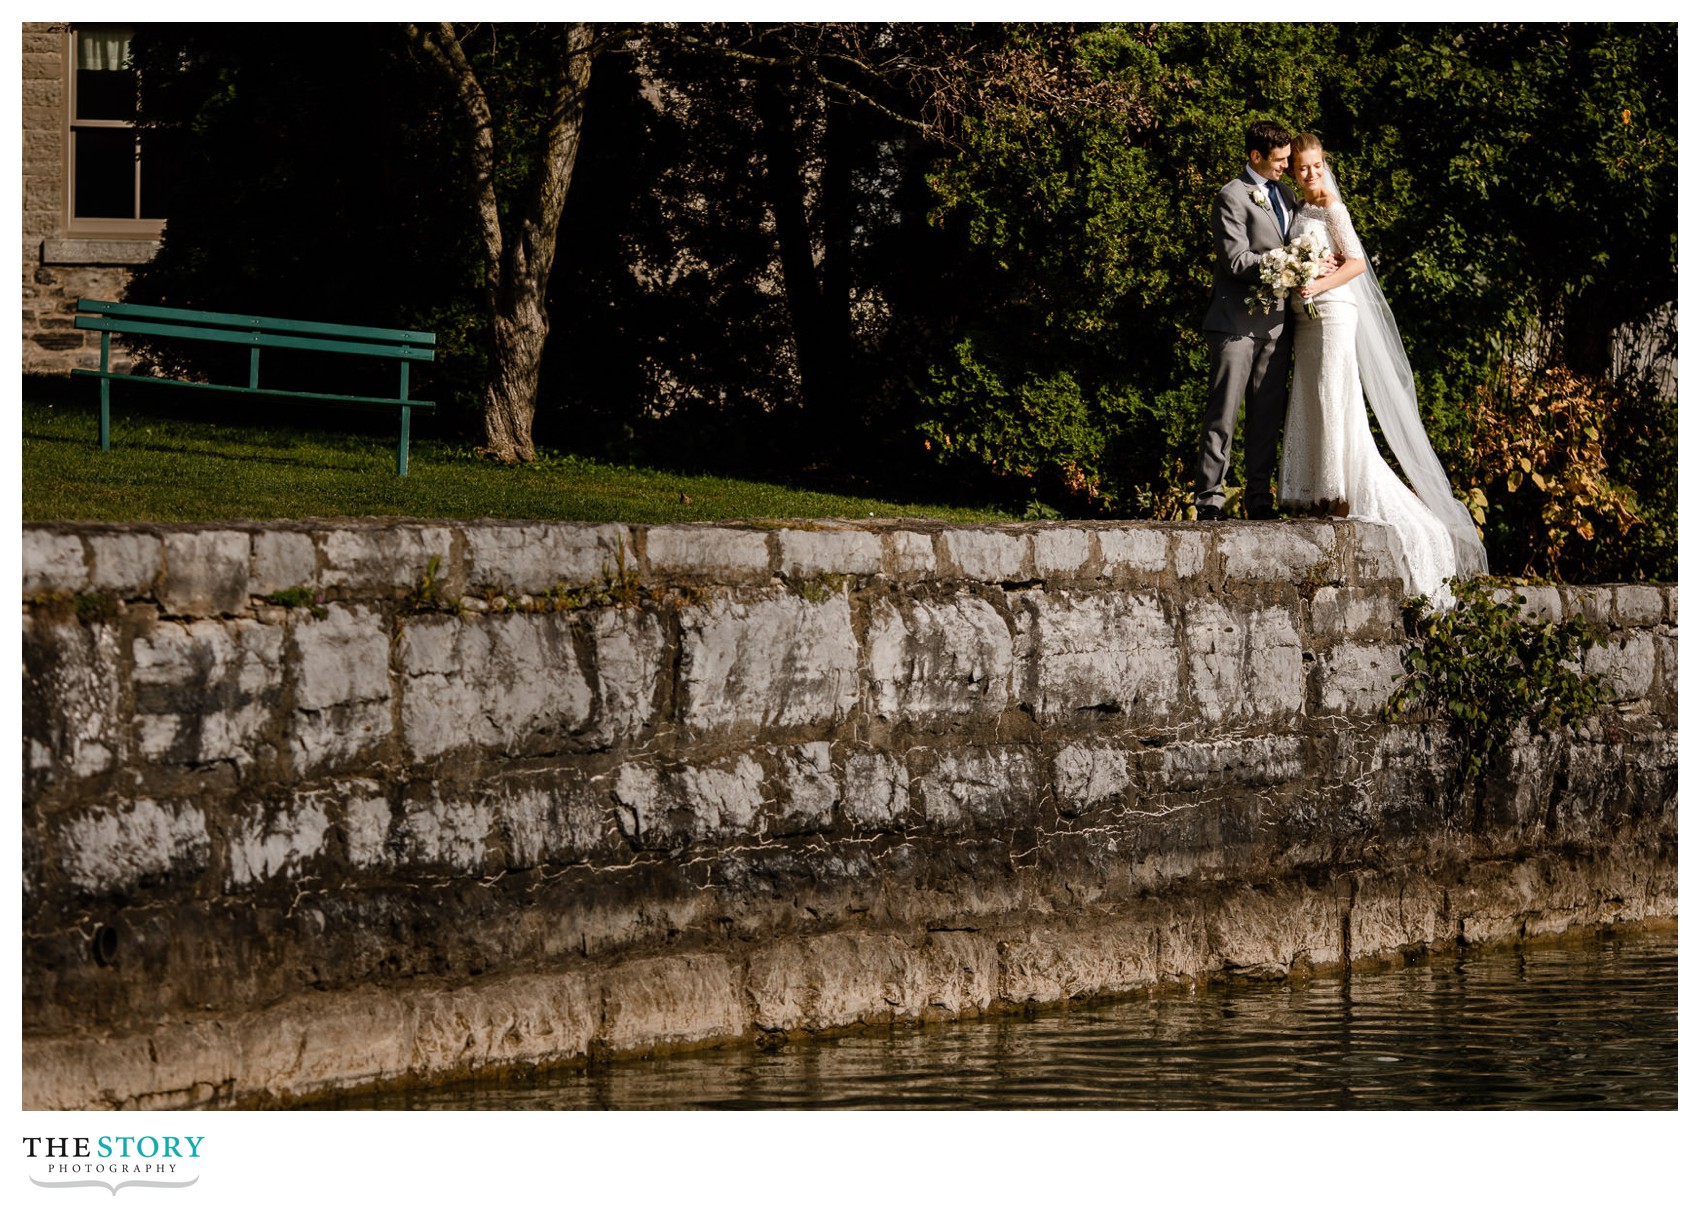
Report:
74,299,437,362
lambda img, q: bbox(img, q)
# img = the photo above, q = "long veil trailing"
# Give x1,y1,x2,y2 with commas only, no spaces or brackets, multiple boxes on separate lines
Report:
1325,165,1489,580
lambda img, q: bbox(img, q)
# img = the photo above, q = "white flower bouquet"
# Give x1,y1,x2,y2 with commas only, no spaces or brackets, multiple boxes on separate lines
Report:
1245,229,1331,317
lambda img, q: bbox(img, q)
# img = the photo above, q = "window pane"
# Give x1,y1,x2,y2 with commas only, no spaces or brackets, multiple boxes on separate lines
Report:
76,65,137,122
74,27,136,122
138,128,177,220
74,128,137,220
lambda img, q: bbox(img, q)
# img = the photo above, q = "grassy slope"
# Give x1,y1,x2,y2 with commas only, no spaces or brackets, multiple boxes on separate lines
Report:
21,396,1009,526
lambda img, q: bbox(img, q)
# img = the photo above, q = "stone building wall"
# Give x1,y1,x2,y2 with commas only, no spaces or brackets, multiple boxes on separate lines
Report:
21,21,158,376
20,518,1678,1108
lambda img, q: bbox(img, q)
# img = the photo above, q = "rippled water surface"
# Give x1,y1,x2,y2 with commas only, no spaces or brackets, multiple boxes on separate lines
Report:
340,930,1676,1110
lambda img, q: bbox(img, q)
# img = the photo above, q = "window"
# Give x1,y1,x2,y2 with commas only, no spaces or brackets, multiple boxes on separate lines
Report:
67,25,166,232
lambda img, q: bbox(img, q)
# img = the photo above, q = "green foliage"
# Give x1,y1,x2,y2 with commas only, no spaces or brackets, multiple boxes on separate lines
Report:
125,27,489,427
263,587,328,619
1384,578,1612,781
402,554,458,616
115,22,1674,579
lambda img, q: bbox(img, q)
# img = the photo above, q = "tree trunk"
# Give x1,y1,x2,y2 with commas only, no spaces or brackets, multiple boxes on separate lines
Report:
755,70,854,456
406,22,596,464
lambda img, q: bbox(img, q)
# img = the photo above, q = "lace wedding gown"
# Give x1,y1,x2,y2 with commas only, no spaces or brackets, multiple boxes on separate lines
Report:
1278,200,1461,600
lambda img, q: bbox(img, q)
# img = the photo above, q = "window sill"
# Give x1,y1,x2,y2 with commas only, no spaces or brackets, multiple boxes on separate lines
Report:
42,237,161,266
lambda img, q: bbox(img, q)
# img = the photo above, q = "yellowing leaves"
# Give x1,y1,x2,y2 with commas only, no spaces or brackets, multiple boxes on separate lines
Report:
1459,366,1641,576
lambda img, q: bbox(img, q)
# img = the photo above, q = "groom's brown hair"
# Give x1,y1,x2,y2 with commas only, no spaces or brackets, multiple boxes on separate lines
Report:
1245,120,1292,157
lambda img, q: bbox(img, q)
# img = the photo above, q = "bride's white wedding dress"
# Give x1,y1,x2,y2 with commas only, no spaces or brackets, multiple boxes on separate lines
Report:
1278,198,1486,600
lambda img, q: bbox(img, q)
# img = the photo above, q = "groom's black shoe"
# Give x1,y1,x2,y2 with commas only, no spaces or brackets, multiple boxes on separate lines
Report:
1195,505,1227,521
1247,502,1282,521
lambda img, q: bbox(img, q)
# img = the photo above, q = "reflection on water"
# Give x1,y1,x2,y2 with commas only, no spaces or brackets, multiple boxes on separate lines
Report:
332,929,1676,1110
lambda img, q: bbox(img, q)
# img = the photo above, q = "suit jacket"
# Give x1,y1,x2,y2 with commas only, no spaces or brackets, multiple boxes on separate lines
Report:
1202,168,1300,340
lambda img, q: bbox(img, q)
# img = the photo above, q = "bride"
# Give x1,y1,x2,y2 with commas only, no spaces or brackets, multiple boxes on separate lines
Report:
1276,133,1489,600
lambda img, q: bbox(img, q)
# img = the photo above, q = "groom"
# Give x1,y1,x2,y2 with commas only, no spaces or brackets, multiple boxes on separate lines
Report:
1195,120,1301,522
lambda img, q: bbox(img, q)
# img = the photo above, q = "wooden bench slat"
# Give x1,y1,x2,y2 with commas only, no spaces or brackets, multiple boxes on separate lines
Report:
76,298,436,345
69,369,437,410
74,313,438,361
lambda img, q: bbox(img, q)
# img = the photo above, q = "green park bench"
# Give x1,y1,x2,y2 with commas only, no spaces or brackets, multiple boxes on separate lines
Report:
71,298,437,476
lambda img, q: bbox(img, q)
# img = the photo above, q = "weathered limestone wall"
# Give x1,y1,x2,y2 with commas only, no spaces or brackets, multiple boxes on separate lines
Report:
21,518,1677,1108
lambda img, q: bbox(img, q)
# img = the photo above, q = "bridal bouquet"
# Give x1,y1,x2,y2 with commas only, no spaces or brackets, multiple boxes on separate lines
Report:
1245,230,1330,317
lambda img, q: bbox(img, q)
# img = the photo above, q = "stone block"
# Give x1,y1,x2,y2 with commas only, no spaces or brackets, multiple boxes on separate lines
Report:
916,747,1039,830
132,618,285,767
776,527,884,577
318,525,457,596
778,742,838,832
1518,586,1564,622
884,530,938,577
1558,586,1612,630
22,530,86,597
1317,642,1405,715
746,931,997,1032
492,774,608,870
1309,586,1392,638
86,532,161,596
598,955,744,1052
411,971,600,1077
225,794,331,888
1097,527,1168,578
1249,606,1306,718
644,526,772,583
1615,585,1664,628
842,752,910,829
1665,585,1677,625
611,755,767,849
1172,531,1207,579
1014,591,1179,723
161,530,250,616
942,528,1031,583
1586,632,1656,700
22,614,125,784
464,522,633,593
1053,743,1131,811
745,933,904,1031
866,594,1013,721
678,595,860,733
1348,522,1406,586
1031,528,1094,579
1157,735,1305,792
393,786,494,872
289,605,393,770
56,799,209,894
583,608,667,744
249,531,318,597
341,786,396,869
399,613,591,760
1182,600,1248,723
1221,526,1330,584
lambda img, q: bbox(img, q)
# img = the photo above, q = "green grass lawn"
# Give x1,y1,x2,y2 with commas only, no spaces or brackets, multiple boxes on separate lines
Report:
21,393,1011,526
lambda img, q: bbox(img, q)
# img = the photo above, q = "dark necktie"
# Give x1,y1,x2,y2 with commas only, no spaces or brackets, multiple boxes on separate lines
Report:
1268,184,1286,237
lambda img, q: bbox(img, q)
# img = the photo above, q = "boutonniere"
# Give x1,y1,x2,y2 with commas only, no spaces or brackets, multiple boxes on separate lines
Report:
1247,183,1272,211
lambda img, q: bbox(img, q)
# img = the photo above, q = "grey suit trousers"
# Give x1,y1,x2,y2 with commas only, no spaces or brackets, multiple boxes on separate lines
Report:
1196,327,1292,512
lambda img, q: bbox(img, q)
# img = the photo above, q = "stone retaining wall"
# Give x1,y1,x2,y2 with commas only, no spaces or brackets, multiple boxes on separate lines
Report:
21,518,1678,1108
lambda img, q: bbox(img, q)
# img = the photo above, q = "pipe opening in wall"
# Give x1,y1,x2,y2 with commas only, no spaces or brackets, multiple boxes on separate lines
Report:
92,924,118,966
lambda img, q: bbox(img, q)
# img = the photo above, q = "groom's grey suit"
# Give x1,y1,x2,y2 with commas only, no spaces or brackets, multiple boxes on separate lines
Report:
1196,167,1301,515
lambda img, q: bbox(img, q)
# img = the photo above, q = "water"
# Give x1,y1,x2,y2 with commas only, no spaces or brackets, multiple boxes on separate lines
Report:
333,929,1676,1110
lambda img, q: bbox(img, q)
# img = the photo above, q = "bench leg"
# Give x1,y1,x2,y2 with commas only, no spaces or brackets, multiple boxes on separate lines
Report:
397,404,411,477
99,331,111,452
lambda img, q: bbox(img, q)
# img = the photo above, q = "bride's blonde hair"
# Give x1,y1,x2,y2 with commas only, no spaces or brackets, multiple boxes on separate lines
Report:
1290,132,1326,158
